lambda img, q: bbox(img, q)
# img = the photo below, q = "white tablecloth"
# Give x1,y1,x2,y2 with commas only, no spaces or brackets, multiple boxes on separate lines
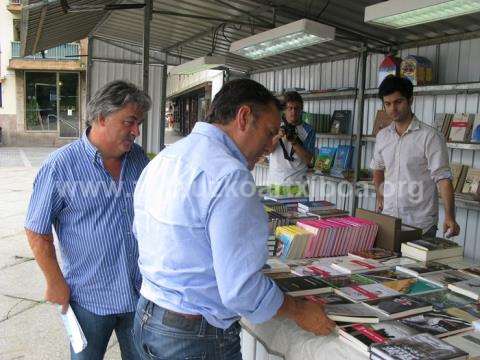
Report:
241,317,368,360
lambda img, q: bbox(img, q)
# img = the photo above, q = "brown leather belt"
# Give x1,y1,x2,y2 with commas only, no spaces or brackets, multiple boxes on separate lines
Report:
164,308,202,320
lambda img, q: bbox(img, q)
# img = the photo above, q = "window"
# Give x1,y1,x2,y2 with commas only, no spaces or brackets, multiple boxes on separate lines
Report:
13,20,21,42
25,72,80,137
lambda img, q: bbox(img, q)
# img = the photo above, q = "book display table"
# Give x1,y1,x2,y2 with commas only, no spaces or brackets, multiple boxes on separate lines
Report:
240,318,367,360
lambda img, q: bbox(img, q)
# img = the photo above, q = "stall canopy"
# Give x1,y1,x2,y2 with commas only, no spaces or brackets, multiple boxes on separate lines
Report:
22,0,480,73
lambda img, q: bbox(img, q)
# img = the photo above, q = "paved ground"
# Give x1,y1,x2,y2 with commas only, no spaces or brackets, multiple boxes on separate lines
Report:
0,131,185,359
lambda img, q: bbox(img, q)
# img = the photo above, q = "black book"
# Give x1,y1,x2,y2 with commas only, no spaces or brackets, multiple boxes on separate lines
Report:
364,295,432,319
370,333,468,360
399,310,472,338
274,276,331,296
330,110,352,134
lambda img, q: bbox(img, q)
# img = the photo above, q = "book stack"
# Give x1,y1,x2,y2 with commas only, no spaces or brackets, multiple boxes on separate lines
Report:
461,167,480,198
401,238,463,262
451,163,469,193
293,217,378,258
297,200,335,213
435,113,454,138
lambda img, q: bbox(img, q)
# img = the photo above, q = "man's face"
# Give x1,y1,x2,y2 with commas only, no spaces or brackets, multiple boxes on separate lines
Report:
102,102,144,156
382,91,412,123
285,101,303,125
244,103,281,170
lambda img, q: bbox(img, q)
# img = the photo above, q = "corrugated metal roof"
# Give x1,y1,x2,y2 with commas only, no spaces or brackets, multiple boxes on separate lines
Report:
22,0,480,72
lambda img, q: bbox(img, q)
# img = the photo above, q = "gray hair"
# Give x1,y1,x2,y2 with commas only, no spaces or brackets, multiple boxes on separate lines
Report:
86,80,152,126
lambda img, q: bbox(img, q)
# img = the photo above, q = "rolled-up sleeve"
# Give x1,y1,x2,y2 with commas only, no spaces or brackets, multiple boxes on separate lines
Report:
425,131,452,183
370,138,385,171
25,162,63,234
206,170,284,324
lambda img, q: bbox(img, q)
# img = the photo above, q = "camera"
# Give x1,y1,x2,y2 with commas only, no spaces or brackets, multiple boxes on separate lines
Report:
281,122,301,144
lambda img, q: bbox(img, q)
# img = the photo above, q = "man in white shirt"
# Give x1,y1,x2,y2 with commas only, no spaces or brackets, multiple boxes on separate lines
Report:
371,75,460,238
268,91,316,186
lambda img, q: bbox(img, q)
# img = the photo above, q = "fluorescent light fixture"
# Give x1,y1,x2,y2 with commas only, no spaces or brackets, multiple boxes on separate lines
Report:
365,0,480,28
169,56,227,75
230,19,335,60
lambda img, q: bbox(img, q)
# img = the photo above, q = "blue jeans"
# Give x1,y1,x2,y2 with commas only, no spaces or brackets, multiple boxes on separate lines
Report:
70,302,140,360
133,295,242,360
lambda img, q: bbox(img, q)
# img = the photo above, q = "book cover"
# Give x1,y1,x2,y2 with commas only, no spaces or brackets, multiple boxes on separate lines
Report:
348,248,397,261
471,114,480,142
297,200,335,211
399,310,472,338
330,110,352,134
419,270,474,288
461,167,480,196
339,321,418,354
448,113,472,142
396,262,453,277
365,295,432,319
322,274,375,289
460,266,480,277
302,292,352,305
331,257,389,274
332,145,354,171
382,278,442,295
273,275,331,296
411,290,475,310
445,306,480,324
371,333,468,360
335,283,401,302
361,269,414,283
314,147,337,173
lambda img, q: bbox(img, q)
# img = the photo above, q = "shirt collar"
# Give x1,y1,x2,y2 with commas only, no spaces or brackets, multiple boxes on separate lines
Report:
81,127,100,162
387,115,421,134
191,122,248,167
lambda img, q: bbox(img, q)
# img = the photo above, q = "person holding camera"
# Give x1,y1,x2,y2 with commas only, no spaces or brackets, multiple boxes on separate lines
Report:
267,91,316,185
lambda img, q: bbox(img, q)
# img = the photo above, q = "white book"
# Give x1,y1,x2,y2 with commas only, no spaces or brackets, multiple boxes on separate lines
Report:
448,278,480,300
419,270,474,288
334,283,401,302
60,305,88,354
331,256,389,274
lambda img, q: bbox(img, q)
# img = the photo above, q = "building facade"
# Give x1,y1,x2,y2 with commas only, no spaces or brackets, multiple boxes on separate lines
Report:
0,0,87,146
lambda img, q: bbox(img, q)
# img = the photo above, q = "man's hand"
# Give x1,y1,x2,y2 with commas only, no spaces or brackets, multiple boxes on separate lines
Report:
277,296,335,336
294,299,336,336
443,217,460,238
45,278,70,314
375,196,384,213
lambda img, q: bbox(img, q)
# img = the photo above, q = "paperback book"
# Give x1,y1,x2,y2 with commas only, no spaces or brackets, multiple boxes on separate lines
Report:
364,295,433,319
370,332,468,360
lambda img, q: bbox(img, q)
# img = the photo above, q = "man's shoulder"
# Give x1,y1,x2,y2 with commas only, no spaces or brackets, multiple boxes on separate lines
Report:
42,139,84,170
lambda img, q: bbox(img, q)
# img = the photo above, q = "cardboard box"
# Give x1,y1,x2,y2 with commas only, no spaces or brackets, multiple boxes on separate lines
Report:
355,208,423,252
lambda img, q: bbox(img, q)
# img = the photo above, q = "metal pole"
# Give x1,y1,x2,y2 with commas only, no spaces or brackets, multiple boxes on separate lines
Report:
159,57,168,151
351,44,368,215
141,0,152,150
86,36,94,103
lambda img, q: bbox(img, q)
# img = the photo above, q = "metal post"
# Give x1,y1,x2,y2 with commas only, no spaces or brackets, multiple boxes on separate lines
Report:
141,0,152,150
159,58,168,151
86,36,94,103
351,45,368,215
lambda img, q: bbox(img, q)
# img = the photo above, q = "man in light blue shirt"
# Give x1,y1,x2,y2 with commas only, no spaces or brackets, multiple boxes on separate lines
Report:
132,79,335,359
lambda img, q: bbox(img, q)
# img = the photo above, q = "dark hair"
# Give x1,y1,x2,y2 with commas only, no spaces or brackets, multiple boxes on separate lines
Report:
378,75,413,100
283,91,303,107
205,79,281,125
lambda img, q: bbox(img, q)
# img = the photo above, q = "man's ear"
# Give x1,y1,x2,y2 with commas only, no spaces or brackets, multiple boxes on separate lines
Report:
97,114,107,126
236,105,252,131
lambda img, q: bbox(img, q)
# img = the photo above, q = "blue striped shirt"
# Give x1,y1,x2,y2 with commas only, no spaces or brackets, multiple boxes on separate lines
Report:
133,122,284,329
25,129,149,315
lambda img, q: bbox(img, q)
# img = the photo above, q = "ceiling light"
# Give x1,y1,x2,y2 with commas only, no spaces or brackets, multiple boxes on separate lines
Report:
365,0,480,28
169,56,227,75
230,19,335,60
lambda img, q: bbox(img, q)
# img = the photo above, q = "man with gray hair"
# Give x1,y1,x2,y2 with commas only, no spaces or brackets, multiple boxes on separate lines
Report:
25,80,151,359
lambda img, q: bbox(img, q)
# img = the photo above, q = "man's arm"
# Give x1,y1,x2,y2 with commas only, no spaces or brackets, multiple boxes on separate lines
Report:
26,229,70,313
292,142,314,166
437,179,460,237
373,169,385,213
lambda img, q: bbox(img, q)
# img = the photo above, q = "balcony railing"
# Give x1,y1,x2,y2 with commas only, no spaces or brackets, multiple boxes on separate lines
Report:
11,41,80,60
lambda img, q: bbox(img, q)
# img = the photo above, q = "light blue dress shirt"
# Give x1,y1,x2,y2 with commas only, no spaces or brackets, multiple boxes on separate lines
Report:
25,129,149,315
133,121,284,329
